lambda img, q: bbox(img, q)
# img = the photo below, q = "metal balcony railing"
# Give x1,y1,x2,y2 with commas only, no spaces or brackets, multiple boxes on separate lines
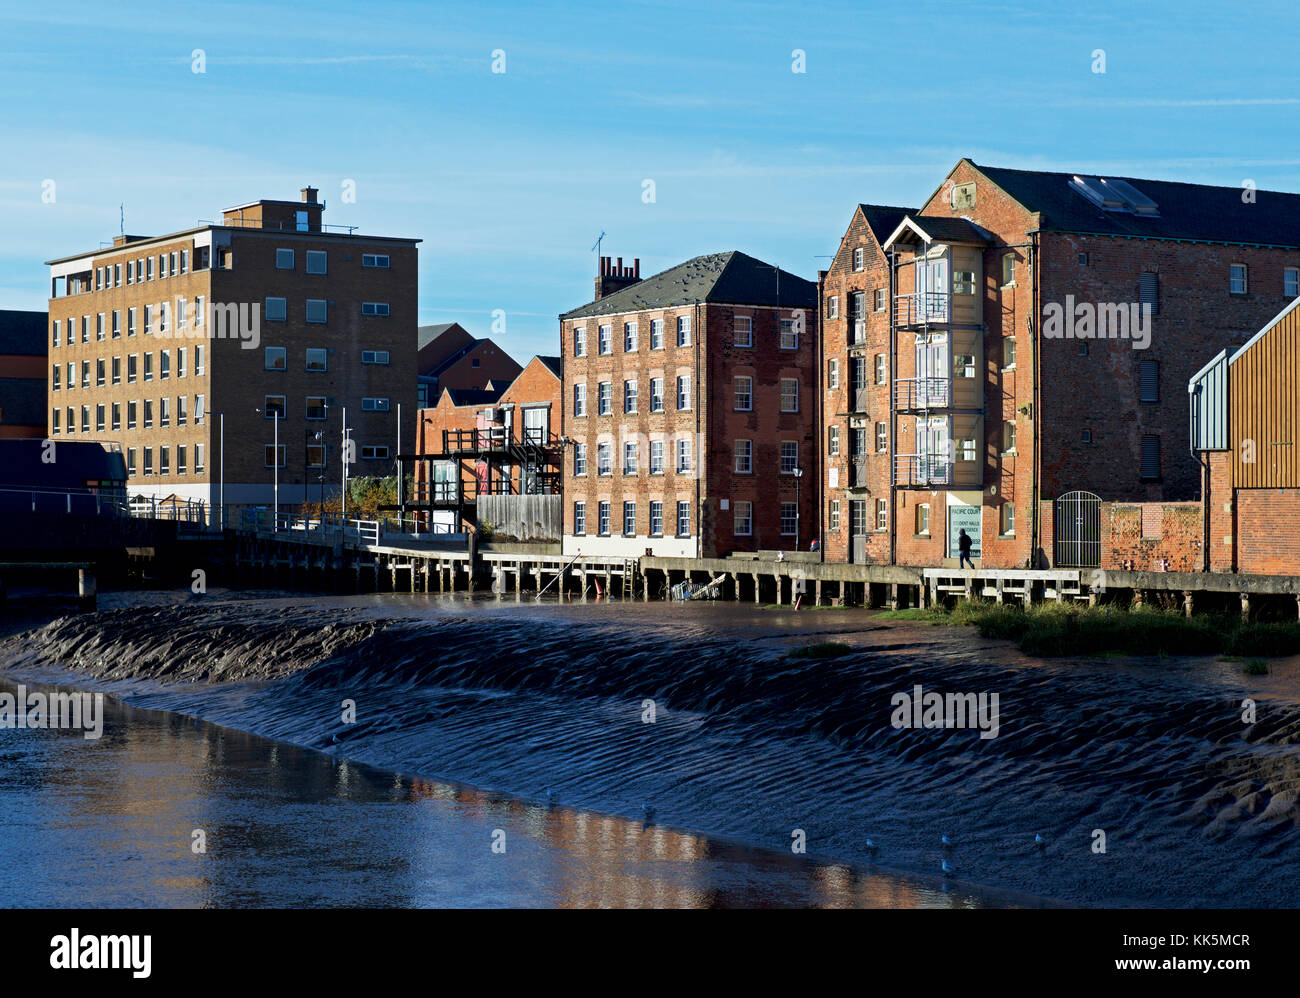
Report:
894,453,952,486
893,376,951,409
893,291,950,326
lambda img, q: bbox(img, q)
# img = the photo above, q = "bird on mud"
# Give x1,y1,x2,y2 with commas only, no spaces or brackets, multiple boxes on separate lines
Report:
941,858,956,878
1035,833,1046,850
642,803,656,824
865,838,879,859
941,834,953,850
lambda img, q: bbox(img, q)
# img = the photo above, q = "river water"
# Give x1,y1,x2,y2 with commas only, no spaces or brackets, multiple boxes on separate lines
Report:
3,589,1298,907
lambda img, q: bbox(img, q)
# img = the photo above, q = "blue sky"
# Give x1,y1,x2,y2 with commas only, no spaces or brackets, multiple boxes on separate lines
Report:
2,0,1298,360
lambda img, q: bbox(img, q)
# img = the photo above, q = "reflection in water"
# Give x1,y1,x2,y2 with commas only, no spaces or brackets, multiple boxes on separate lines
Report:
0,681,1001,908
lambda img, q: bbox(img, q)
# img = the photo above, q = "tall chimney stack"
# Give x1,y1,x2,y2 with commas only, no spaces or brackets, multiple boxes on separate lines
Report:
593,255,643,300
301,186,319,203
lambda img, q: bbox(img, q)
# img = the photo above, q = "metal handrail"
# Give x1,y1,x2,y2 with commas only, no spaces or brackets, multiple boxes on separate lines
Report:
893,376,951,409
894,453,952,486
894,291,950,325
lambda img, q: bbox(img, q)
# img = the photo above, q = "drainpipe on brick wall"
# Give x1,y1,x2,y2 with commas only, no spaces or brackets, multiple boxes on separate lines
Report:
888,248,898,566
815,272,825,555
1029,229,1042,568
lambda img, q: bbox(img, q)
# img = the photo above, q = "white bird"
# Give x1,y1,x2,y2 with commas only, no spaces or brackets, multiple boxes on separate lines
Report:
1035,833,1045,850
941,834,953,849
941,858,956,878
865,838,878,856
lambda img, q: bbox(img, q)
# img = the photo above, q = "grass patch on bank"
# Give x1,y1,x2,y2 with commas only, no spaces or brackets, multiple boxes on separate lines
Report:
883,599,1300,659
788,641,853,659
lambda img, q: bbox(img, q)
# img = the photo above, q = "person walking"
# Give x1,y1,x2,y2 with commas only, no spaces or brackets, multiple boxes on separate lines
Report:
958,528,975,570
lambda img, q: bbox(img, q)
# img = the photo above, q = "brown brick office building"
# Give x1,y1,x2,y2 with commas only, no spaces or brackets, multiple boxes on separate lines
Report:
819,159,1300,570
45,188,419,518
561,252,818,559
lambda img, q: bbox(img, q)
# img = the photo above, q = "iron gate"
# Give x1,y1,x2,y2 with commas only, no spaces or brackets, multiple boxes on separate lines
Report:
1054,491,1101,567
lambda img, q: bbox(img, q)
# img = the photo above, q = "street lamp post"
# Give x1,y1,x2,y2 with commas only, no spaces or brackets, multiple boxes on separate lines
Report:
794,467,803,550
255,406,281,526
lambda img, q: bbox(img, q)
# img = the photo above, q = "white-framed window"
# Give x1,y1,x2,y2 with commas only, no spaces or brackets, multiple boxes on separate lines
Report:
780,378,799,412
265,297,288,322
649,500,663,535
180,250,188,275
874,288,886,312
597,501,611,536
1230,263,1248,294
160,397,171,427
876,421,888,453
146,257,154,280
195,345,205,374
1003,337,1017,370
875,353,888,385
265,346,287,371
177,395,187,426
573,326,587,357
623,441,638,474
362,350,391,365
143,399,153,428
1286,267,1299,297
829,500,840,532
780,502,797,536
829,425,840,456
127,307,137,336
734,314,752,347
623,379,638,413
142,305,152,336
623,501,637,536
160,351,170,380
676,500,691,537
573,383,587,417
195,443,205,473
112,357,121,385
275,248,294,270
1002,253,1016,287
916,503,930,535
362,397,390,412
734,439,752,474
111,310,120,338
96,312,105,340
853,246,864,271
1000,503,1015,536
677,375,691,410
306,347,327,372
51,364,60,391
780,441,798,474
305,299,327,323
597,442,612,476
362,254,390,268
573,443,587,476
306,251,327,275
828,358,839,389
51,408,60,433
1003,420,1017,453
142,354,152,382
734,501,753,536
52,320,60,348
875,498,888,531
676,438,692,473
95,403,105,431
362,302,390,316
650,440,664,475
195,394,205,425
954,271,976,295
826,295,839,319
780,318,798,350
676,315,691,347
127,355,137,384
650,377,664,412
650,318,664,349
734,376,752,411
597,381,612,416
195,297,205,327
177,299,187,331
598,325,611,355
573,501,586,535
624,321,638,351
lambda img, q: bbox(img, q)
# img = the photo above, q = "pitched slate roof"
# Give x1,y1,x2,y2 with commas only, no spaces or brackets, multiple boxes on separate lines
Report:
536,355,562,380
885,214,991,246
973,160,1300,247
443,386,503,407
561,251,817,320
859,204,915,245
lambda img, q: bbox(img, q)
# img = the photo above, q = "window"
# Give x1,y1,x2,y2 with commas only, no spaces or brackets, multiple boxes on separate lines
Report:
650,319,664,350
676,438,692,473
598,325,611,355
141,354,150,383
80,405,90,431
305,348,327,372
53,320,60,348
127,401,137,430
160,397,170,427
829,500,840,532
874,354,887,384
177,299,187,331
826,295,839,319
51,408,60,433
734,501,753,536
361,445,390,460
828,359,839,390
127,307,137,337
650,440,664,474
598,501,611,536
195,394,205,424
1082,429,1093,444
650,378,664,412
306,251,327,275
597,381,612,416
96,359,105,386
649,501,663,536
1139,359,1159,403
65,406,74,434
95,404,105,432
876,421,888,453
177,396,187,426
1139,271,1160,316
111,310,120,338
623,441,638,474
168,252,177,277
954,271,976,295
573,326,587,356
573,501,586,535
276,248,294,270
195,298,205,328
265,444,287,468
959,437,977,462
780,502,797,536
263,395,286,419
624,322,638,351
573,383,587,417
160,351,170,380
159,302,171,335
875,498,888,531
597,442,612,476
306,397,327,420
265,346,287,371
1000,503,1015,536
143,400,153,428
52,365,60,391
195,345,204,373
143,447,152,476
305,299,327,323
362,254,390,268
1230,264,1248,294
676,315,691,346
1078,342,1089,356
362,302,390,316
127,261,135,285
144,306,153,336
735,439,753,474
362,397,390,411
1001,254,1016,287
623,379,638,413
676,501,691,537
195,444,205,473
574,443,587,476
874,288,886,312
1003,337,1017,370
853,246,864,271
677,375,691,410
1287,267,1299,298
180,250,188,275
96,312,105,340
828,426,840,456
1003,420,1017,453
780,441,798,474
734,315,752,347
362,350,390,365
780,318,798,350
146,257,154,281
734,376,752,411
916,503,930,535
780,378,798,413
623,501,636,536
265,297,288,322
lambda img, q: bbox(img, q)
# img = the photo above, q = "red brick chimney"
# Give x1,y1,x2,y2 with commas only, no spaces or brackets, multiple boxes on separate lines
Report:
301,186,319,203
594,255,641,300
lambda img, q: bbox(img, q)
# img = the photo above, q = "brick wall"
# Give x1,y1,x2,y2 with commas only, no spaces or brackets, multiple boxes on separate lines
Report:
1100,501,1202,571
1237,489,1300,574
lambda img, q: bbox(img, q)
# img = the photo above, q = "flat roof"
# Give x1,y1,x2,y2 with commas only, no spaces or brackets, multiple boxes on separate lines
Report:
44,224,421,265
